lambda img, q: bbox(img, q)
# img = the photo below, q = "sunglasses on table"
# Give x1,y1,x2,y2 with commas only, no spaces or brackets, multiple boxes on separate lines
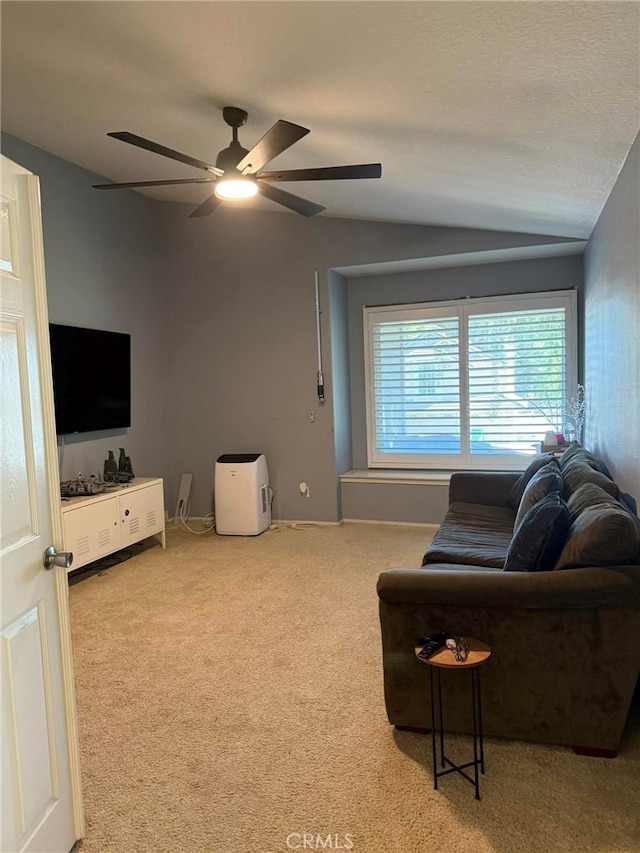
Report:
446,636,469,662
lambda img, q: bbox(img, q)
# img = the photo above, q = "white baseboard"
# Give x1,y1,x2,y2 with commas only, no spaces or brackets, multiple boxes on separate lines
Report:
271,519,342,527
342,518,440,531
173,518,342,529
172,517,438,531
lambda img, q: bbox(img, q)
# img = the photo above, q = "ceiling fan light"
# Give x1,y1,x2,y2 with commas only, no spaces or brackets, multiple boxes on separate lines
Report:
214,177,258,200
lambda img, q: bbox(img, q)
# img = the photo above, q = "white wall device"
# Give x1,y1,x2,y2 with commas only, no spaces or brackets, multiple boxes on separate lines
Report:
174,472,193,526
214,453,271,536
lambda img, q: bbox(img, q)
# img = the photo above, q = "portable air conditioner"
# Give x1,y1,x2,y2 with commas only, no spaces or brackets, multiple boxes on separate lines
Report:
214,453,271,536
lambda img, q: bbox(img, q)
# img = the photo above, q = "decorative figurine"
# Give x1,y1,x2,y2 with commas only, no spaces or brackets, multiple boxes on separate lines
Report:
60,474,105,497
103,450,118,482
103,449,134,483
117,448,134,482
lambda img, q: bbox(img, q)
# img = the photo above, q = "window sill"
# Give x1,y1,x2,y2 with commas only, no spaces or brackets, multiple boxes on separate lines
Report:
340,469,453,486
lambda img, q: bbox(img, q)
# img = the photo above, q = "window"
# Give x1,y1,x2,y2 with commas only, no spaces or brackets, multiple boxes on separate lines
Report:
364,290,577,469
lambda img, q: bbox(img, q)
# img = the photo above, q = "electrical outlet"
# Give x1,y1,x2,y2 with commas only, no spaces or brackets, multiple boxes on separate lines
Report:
299,481,310,498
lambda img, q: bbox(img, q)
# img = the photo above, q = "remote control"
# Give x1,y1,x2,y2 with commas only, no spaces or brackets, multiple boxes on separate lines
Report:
416,631,448,659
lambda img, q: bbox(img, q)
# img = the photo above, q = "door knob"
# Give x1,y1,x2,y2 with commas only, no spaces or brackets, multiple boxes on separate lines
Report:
43,546,74,571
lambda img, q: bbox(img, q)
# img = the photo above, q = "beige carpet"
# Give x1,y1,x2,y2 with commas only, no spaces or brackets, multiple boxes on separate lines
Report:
68,523,640,853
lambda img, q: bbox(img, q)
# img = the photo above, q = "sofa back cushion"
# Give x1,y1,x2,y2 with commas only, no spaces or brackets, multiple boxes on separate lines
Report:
555,503,640,569
513,463,564,530
563,459,619,499
559,445,613,478
504,493,571,572
620,492,638,517
559,445,599,469
566,483,619,517
508,453,559,508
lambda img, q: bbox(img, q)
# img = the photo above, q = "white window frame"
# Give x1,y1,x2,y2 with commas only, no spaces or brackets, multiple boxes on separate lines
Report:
364,290,577,470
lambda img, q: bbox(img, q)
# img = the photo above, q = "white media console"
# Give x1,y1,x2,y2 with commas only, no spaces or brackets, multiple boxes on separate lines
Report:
60,477,166,572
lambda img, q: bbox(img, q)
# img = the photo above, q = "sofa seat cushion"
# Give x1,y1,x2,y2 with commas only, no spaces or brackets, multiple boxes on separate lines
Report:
504,493,571,572
423,502,515,568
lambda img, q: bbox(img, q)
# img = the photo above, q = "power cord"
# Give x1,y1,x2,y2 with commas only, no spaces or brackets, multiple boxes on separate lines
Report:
175,497,216,535
268,522,318,532
267,488,317,532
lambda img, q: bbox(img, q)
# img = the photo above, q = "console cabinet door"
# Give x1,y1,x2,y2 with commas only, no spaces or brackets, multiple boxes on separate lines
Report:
118,483,164,548
62,498,121,570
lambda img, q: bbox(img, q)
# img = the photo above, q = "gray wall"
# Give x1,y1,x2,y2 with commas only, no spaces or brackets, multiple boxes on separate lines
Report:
584,133,639,499
328,270,351,519
2,131,594,523
1,134,171,496
158,203,579,521
341,480,449,525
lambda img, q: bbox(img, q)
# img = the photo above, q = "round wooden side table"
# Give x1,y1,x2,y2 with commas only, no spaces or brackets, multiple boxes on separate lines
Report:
414,637,491,800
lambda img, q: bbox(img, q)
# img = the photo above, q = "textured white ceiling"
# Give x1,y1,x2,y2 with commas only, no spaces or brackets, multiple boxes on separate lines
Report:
2,1,639,238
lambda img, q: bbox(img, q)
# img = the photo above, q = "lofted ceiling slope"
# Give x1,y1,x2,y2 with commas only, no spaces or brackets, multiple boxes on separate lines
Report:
1,1,639,238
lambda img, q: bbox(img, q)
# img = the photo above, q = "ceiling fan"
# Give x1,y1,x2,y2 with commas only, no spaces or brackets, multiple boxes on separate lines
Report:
93,106,382,218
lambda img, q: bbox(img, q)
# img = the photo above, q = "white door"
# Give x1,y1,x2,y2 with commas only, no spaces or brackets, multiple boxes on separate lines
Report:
1,157,83,852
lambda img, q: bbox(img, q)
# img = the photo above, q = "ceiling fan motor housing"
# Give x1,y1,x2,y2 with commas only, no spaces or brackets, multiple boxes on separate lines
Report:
216,140,249,172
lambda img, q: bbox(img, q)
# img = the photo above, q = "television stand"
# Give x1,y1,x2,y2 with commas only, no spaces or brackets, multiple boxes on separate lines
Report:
60,477,166,572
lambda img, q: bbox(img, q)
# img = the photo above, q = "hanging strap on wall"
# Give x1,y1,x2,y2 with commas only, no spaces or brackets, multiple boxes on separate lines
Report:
315,270,325,402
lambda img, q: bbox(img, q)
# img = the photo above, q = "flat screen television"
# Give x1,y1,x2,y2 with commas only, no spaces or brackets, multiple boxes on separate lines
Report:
49,323,131,435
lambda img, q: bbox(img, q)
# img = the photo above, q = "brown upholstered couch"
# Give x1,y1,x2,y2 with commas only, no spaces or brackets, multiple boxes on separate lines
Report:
377,448,640,755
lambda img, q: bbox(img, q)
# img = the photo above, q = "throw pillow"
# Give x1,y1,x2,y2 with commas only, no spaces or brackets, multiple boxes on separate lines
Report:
562,459,620,499
566,483,619,518
504,493,571,572
555,504,640,569
513,463,564,530
507,453,559,508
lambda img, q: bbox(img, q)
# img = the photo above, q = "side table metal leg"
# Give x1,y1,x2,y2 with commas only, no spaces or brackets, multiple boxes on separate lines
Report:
471,669,480,800
437,668,445,768
477,669,485,774
429,669,438,790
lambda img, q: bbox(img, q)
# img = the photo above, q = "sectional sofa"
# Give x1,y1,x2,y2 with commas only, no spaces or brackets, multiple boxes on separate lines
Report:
377,446,640,754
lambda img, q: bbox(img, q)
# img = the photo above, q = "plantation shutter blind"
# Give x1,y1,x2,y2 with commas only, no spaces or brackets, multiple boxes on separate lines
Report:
365,291,576,470
467,307,566,455
371,314,462,458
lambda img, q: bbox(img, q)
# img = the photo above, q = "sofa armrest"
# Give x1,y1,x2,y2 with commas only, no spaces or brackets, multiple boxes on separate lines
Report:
448,472,520,507
377,565,640,610
377,565,640,746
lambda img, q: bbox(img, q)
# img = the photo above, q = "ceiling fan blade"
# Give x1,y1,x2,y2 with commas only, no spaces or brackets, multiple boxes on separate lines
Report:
258,182,325,217
236,120,310,174
189,192,223,218
108,132,224,176
93,178,216,190
259,164,382,182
